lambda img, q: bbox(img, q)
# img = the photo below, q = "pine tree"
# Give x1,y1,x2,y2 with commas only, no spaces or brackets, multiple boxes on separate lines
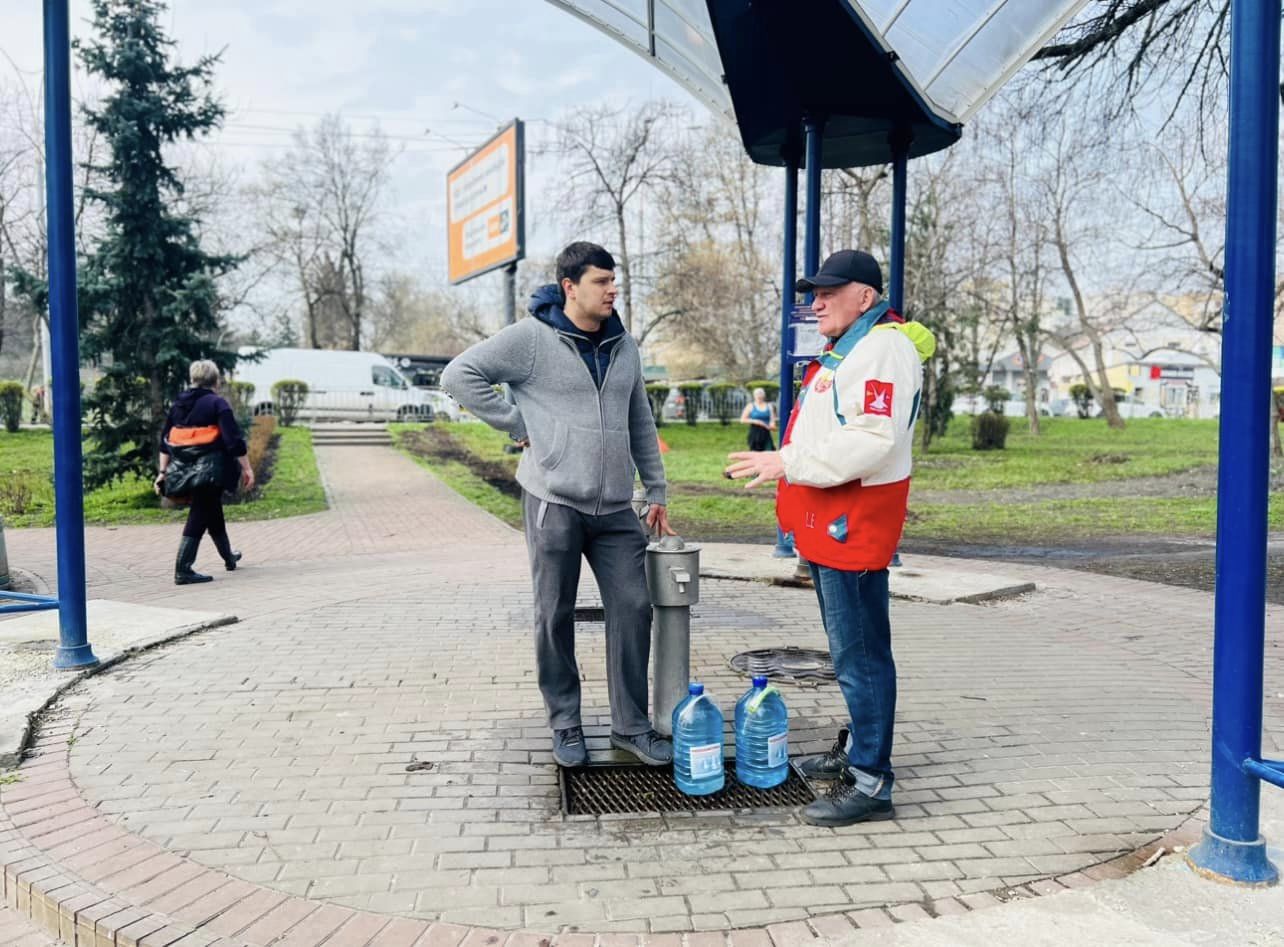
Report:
76,0,238,487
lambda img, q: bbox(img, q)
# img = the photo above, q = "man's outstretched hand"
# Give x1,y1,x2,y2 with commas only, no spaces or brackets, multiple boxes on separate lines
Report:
725,450,785,489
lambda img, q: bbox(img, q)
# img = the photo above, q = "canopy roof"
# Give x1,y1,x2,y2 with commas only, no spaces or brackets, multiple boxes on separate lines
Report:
846,1,1090,125
545,0,1089,167
543,1,732,119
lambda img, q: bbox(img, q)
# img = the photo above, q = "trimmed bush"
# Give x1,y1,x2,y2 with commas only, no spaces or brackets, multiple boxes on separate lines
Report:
971,411,1010,450
743,379,780,406
678,383,704,425
983,385,1011,415
270,379,309,427
645,383,670,427
0,381,24,433
1069,383,1094,419
226,380,256,427
706,382,738,426
247,414,277,483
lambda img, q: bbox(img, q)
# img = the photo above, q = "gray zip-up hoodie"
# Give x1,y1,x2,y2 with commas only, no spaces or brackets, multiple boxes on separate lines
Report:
440,286,667,516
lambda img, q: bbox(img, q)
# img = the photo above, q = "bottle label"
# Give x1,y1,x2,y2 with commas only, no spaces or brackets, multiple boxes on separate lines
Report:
767,732,788,768
690,743,723,778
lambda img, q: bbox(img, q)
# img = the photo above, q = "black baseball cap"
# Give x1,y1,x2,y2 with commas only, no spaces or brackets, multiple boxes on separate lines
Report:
796,249,883,295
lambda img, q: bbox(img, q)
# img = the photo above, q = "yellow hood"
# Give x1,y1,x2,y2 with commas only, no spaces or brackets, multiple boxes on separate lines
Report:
895,321,936,363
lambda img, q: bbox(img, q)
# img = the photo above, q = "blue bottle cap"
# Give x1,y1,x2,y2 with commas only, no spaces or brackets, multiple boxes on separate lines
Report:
752,676,768,688
689,683,704,696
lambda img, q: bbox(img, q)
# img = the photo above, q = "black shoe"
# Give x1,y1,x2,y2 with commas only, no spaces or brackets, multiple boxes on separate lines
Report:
552,726,589,768
797,728,850,781
174,536,214,586
610,729,673,766
210,534,241,571
801,770,894,827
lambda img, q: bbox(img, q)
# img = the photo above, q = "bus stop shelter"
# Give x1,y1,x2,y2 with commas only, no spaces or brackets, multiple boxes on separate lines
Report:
547,0,1284,886
22,0,1284,889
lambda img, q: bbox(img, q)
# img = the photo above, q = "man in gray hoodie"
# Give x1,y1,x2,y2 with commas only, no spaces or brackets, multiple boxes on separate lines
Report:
441,242,673,768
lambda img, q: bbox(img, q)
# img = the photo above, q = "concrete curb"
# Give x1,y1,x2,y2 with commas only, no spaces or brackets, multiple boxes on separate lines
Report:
703,569,1039,606
0,568,51,597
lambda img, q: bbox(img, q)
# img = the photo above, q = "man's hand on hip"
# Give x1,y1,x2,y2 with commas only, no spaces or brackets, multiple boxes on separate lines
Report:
725,450,785,489
646,503,676,536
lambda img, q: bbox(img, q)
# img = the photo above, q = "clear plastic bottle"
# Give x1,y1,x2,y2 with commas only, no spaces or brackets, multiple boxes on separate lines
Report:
672,683,725,796
734,675,789,789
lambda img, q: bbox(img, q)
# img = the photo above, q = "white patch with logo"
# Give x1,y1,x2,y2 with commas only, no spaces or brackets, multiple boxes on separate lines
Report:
767,732,788,768
689,744,723,778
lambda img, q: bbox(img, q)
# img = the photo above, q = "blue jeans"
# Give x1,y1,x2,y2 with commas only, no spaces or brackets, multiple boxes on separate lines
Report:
809,564,896,800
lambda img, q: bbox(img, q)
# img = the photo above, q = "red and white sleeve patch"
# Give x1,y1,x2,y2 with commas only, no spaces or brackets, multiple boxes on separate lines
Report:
863,380,894,417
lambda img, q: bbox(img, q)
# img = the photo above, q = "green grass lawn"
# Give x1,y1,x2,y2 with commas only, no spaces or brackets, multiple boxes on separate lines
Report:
0,427,327,528
911,416,1221,488
393,417,1283,544
391,424,523,527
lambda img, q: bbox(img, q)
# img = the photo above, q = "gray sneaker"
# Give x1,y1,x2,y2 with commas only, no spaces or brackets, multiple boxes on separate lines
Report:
610,729,673,766
552,726,589,767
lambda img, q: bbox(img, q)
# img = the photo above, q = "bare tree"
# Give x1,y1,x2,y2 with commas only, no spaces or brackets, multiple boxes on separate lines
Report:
900,150,996,447
1040,119,1126,428
651,124,780,380
823,166,890,256
0,70,102,414
257,114,395,350
552,101,679,334
976,93,1052,435
1126,126,1227,338
0,126,23,359
367,271,494,356
1035,1,1229,130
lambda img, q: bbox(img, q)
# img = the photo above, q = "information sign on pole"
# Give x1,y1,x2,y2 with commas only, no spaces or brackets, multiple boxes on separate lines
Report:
447,120,525,285
789,303,823,360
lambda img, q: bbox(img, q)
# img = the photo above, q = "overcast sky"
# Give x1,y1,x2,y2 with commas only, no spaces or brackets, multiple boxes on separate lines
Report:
0,1,707,311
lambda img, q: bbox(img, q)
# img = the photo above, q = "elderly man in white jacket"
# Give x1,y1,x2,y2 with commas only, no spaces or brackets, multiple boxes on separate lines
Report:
726,249,934,826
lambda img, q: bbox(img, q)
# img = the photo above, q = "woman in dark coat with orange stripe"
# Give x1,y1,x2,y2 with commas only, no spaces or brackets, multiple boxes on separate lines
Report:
155,360,255,585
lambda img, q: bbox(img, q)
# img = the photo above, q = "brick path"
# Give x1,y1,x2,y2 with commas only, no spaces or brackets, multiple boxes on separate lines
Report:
1,440,1279,945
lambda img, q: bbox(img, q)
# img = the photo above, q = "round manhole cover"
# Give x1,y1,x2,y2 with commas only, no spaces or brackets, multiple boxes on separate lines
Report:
728,647,835,683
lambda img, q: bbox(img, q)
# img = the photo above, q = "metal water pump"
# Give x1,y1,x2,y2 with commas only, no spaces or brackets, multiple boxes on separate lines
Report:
646,534,701,736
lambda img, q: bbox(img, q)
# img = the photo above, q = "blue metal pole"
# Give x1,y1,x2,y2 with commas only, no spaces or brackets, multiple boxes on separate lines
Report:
802,117,824,279
889,132,909,312
43,0,97,671
773,157,799,559
778,158,799,437
1186,0,1280,886
887,131,911,569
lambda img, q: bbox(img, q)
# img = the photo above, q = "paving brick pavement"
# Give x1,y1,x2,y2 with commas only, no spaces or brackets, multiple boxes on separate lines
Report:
1,440,1280,944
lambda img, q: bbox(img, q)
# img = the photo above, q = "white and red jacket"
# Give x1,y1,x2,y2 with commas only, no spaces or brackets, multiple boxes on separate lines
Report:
777,303,933,571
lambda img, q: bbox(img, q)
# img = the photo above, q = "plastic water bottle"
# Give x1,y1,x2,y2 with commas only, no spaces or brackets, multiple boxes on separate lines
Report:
672,683,725,796
734,675,789,789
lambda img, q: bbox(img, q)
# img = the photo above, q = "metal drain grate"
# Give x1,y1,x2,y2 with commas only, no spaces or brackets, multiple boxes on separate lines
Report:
574,606,606,622
729,647,835,683
560,761,816,816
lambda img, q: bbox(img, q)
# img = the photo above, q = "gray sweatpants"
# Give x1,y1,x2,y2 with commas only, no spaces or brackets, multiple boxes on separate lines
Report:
523,490,653,735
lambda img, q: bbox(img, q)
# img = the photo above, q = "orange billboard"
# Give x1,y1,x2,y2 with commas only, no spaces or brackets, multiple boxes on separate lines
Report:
447,120,525,284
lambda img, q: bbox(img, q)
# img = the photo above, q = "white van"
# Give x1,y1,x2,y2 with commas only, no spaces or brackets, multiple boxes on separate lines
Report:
233,347,460,422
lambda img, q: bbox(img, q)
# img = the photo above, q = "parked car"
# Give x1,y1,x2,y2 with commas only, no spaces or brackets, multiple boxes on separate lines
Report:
233,347,460,423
